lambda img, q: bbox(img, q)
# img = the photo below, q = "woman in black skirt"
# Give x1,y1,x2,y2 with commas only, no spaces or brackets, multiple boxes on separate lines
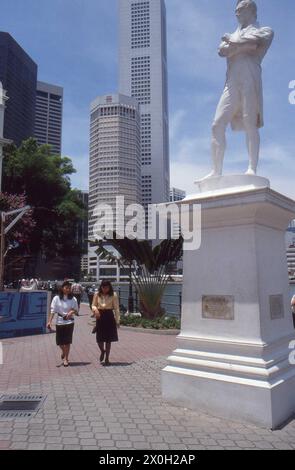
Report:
47,281,78,367
91,281,120,366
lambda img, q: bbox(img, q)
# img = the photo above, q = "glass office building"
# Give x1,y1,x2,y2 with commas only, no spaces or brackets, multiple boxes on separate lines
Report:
35,81,63,155
0,32,37,145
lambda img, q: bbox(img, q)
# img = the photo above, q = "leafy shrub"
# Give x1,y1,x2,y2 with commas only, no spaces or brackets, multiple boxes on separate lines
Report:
121,315,180,330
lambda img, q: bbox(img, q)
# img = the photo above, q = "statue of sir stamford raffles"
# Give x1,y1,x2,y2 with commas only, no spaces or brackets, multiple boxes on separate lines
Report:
204,0,274,180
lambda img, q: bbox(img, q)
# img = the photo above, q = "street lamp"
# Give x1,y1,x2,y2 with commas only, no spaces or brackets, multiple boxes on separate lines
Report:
128,263,134,314
0,206,31,290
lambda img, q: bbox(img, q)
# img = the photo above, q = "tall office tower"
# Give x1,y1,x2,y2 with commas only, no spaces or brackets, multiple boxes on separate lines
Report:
169,188,186,239
0,32,37,146
119,0,170,213
88,94,141,250
34,81,63,154
170,187,186,203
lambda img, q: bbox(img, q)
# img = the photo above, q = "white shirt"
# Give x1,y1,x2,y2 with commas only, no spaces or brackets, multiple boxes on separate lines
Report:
51,295,78,326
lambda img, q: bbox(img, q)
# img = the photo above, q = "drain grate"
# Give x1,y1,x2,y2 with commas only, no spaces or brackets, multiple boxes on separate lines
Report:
0,394,46,418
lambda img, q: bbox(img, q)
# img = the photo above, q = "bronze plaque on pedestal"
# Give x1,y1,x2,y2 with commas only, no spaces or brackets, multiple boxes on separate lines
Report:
269,295,284,320
202,295,235,320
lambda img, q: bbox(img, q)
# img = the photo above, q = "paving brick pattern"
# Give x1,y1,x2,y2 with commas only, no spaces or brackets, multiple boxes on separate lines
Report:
1,305,295,450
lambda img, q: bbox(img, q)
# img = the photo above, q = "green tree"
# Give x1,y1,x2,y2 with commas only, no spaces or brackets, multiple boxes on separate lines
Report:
3,139,86,261
92,234,183,319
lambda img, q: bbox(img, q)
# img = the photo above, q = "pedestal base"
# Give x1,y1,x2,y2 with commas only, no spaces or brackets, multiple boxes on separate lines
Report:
162,335,295,429
162,184,295,429
185,174,270,201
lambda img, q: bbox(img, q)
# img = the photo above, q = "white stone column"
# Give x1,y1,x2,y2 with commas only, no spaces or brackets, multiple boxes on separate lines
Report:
162,178,295,429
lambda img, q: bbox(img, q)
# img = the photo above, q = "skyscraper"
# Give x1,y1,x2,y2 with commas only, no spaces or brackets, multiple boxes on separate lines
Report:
34,81,63,155
170,188,186,239
88,93,141,243
119,0,170,211
170,187,186,203
0,32,37,146
88,93,142,280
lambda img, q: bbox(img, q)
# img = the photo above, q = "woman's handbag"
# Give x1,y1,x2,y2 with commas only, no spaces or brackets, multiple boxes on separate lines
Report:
90,302,101,334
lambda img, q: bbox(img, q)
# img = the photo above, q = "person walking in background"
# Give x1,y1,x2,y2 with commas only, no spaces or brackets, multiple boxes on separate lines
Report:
91,280,120,366
87,284,97,317
20,278,39,292
71,280,84,314
47,281,78,367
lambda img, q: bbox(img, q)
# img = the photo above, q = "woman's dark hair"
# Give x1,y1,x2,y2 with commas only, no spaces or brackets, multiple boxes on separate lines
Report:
98,280,114,297
58,281,74,300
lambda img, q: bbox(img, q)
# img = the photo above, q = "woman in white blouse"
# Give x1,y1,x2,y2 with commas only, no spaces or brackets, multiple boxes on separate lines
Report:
92,280,120,366
47,281,78,367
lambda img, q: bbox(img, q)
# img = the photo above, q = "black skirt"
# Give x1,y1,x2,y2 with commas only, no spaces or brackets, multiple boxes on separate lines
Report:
56,323,74,346
96,310,118,343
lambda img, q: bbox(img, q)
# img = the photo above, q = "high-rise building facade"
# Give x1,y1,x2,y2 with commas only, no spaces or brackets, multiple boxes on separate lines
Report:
169,188,186,239
88,93,141,244
0,32,37,146
170,187,186,203
34,81,63,154
119,0,170,211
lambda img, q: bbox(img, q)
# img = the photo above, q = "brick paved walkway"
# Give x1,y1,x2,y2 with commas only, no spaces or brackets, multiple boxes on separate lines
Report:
1,305,295,450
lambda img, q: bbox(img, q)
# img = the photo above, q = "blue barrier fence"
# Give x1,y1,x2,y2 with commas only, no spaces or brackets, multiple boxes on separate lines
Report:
0,291,49,339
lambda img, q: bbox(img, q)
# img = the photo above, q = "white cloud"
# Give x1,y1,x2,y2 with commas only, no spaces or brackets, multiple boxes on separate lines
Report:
260,144,294,165
170,161,210,195
170,109,187,140
170,164,295,202
171,135,211,164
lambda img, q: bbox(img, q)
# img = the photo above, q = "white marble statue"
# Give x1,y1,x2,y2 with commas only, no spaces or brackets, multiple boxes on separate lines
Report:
205,0,274,179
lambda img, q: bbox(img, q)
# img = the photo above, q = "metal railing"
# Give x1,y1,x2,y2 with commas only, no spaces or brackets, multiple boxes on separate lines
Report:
116,287,182,317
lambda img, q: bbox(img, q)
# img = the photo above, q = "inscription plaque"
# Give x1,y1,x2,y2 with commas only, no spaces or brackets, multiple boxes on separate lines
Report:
202,295,235,321
269,295,284,320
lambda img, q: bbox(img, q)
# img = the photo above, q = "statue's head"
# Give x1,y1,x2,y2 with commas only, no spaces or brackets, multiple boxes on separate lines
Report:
236,0,257,27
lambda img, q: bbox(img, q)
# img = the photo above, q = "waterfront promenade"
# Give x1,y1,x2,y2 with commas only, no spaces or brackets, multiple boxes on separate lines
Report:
1,305,295,450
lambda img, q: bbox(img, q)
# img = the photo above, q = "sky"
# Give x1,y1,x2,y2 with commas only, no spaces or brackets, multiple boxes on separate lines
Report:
0,0,295,199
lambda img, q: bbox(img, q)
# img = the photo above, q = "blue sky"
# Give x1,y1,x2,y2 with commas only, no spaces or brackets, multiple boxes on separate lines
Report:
1,0,295,198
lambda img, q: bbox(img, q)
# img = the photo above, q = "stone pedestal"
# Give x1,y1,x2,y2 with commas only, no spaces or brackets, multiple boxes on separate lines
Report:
162,176,295,429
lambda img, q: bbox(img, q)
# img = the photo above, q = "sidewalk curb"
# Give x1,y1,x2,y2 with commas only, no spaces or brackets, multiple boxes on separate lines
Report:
120,326,180,336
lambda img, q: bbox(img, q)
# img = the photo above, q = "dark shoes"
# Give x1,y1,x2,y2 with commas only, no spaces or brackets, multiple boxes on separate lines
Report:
99,351,110,366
